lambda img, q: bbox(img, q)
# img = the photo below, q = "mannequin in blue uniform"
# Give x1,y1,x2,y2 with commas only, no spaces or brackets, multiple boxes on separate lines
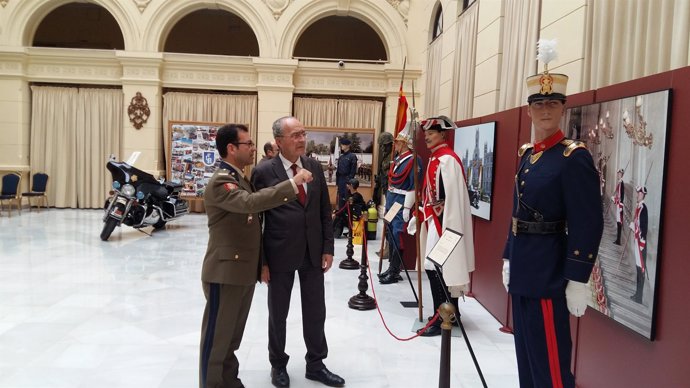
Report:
378,123,422,284
501,42,603,388
336,138,358,210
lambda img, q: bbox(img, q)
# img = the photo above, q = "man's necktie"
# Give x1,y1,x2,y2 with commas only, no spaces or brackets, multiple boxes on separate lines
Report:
290,164,307,206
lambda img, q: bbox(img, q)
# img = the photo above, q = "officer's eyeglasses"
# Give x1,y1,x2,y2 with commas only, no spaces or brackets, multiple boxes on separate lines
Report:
233,141,255,148
531,100,564,110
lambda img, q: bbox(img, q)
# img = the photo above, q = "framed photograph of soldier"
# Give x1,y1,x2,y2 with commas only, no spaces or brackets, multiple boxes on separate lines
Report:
304,127,375,187
167,120,223,198
452,121,497,220
561,89,671,340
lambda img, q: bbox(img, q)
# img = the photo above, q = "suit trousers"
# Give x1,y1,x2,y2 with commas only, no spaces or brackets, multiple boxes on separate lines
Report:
512,294,575,388
267,254,328,372
199,282,255,388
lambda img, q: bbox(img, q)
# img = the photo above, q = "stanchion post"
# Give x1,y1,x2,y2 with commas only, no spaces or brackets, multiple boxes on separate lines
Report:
339,199,359,270
348,236,376,310
438,302,455,388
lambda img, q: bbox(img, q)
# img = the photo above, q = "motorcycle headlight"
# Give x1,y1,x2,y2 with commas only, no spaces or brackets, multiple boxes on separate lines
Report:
136,191,145,200
112,181,121,190
122,184,136,197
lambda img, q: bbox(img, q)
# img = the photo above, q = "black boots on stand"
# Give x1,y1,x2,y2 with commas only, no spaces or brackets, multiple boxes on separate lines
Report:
418,269,460,337
379,242,403,284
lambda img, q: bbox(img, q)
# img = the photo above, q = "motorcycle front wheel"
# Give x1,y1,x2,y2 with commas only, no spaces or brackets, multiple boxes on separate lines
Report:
100,217,119,241
153,219,167,230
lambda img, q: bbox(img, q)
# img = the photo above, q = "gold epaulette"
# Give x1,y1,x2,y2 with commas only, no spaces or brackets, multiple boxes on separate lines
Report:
561,139,587,157
518,143,533,157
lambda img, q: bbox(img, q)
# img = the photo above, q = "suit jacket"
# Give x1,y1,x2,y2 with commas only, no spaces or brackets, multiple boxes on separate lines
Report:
252,155,334,272
201,161,296,285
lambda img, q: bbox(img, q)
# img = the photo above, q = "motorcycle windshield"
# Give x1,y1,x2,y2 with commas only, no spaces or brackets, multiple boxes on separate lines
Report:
106,161,158,185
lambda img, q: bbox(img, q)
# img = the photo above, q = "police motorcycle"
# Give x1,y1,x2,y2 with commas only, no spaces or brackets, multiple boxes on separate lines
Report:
101,153,189,241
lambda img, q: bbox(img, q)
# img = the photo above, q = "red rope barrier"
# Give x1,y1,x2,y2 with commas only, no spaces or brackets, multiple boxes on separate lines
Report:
359,218,441,340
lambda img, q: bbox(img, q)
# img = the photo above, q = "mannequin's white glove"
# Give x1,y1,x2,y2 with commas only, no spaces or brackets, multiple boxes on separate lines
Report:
402,208,410,222
501,259,510,292
406,216,417,235
565,280,590,317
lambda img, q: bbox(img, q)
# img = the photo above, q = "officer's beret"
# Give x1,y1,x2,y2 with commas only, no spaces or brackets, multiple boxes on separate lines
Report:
340,138,352,145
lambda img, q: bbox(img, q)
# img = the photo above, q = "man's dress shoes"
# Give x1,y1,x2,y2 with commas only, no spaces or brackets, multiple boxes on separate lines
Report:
305,367,345,387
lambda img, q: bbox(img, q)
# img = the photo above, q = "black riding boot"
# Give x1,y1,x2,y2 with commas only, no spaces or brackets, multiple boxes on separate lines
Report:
418,269,447,337
614,223,622,245
380,244,403,284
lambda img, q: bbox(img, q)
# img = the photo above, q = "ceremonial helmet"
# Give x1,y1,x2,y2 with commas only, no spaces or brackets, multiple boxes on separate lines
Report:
395,121,415,148
526,39,568,104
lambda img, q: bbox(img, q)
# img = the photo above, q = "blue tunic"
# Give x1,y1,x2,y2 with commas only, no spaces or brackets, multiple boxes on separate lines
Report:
502,139,603,298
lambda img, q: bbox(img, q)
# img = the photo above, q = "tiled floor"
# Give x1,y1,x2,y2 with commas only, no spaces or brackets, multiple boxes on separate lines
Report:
0,209,518,388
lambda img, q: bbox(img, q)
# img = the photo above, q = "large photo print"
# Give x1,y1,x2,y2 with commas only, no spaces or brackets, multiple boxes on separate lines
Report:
168,121,223,198
453,122,496,220
562,90,671,340
305,128,375,187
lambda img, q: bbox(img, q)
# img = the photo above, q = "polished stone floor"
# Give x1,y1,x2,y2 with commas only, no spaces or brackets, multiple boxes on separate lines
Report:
0,209,518,388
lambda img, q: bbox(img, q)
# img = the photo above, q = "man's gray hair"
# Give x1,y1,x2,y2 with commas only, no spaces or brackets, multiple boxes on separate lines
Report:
272,116,295,138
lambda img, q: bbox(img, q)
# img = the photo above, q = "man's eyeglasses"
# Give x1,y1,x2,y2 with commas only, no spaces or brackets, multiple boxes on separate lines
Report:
530,100,564,110
278,130,307,140
233,141,255,148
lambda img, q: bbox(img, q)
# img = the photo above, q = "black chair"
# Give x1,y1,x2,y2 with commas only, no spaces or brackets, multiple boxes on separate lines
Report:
0,172,22,217
22,172,49,211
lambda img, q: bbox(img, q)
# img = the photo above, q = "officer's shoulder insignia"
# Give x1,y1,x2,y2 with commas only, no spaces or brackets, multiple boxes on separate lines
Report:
217,169,229,176
561,139,587,157
518,143,533,157
223,182,238,192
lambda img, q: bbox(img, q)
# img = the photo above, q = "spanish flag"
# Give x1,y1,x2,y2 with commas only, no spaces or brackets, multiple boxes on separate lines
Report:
394,84,408,137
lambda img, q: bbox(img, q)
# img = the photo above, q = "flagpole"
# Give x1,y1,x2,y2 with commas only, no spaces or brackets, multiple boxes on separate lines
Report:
410,79,424,323
378,57,408,273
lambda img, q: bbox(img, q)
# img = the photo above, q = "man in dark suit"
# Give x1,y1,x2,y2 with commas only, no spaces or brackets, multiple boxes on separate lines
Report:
199,124,313,388
252,116,345,388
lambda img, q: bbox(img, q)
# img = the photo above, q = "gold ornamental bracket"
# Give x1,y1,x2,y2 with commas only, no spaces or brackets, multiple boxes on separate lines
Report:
128,92,150,130
622,96,653,149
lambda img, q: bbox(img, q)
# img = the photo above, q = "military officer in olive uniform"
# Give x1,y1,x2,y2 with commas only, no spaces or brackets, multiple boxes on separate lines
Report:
501,44,603,388
199,123,312,388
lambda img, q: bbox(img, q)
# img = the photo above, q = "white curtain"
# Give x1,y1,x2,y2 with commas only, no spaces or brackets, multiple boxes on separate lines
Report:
294,97,383,131
498,0,541,110
452,3,479,120
30,86,122,208
162,92,258,167
584,0,690,90
425,37,443,116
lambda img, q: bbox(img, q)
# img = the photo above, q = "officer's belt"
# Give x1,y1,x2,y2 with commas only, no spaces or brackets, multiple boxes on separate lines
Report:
388,187,413,195
511,217,566,236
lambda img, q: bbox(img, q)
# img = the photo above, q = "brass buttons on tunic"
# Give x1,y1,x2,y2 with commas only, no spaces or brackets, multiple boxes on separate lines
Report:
234,254,239,259
520,181,525,186
524,169,529,173
574,250,580,256
283,198,288,201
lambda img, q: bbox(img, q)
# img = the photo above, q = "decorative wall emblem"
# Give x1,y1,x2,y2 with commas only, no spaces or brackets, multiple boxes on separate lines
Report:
128,92,150,130
386,0,410,25
262,0,293,20
1,0,9,8
133,0,151,13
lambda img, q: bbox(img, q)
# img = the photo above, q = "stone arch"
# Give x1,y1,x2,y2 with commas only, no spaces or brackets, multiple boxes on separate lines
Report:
3,0,137,50
144,0,274,56
278,0,407,65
